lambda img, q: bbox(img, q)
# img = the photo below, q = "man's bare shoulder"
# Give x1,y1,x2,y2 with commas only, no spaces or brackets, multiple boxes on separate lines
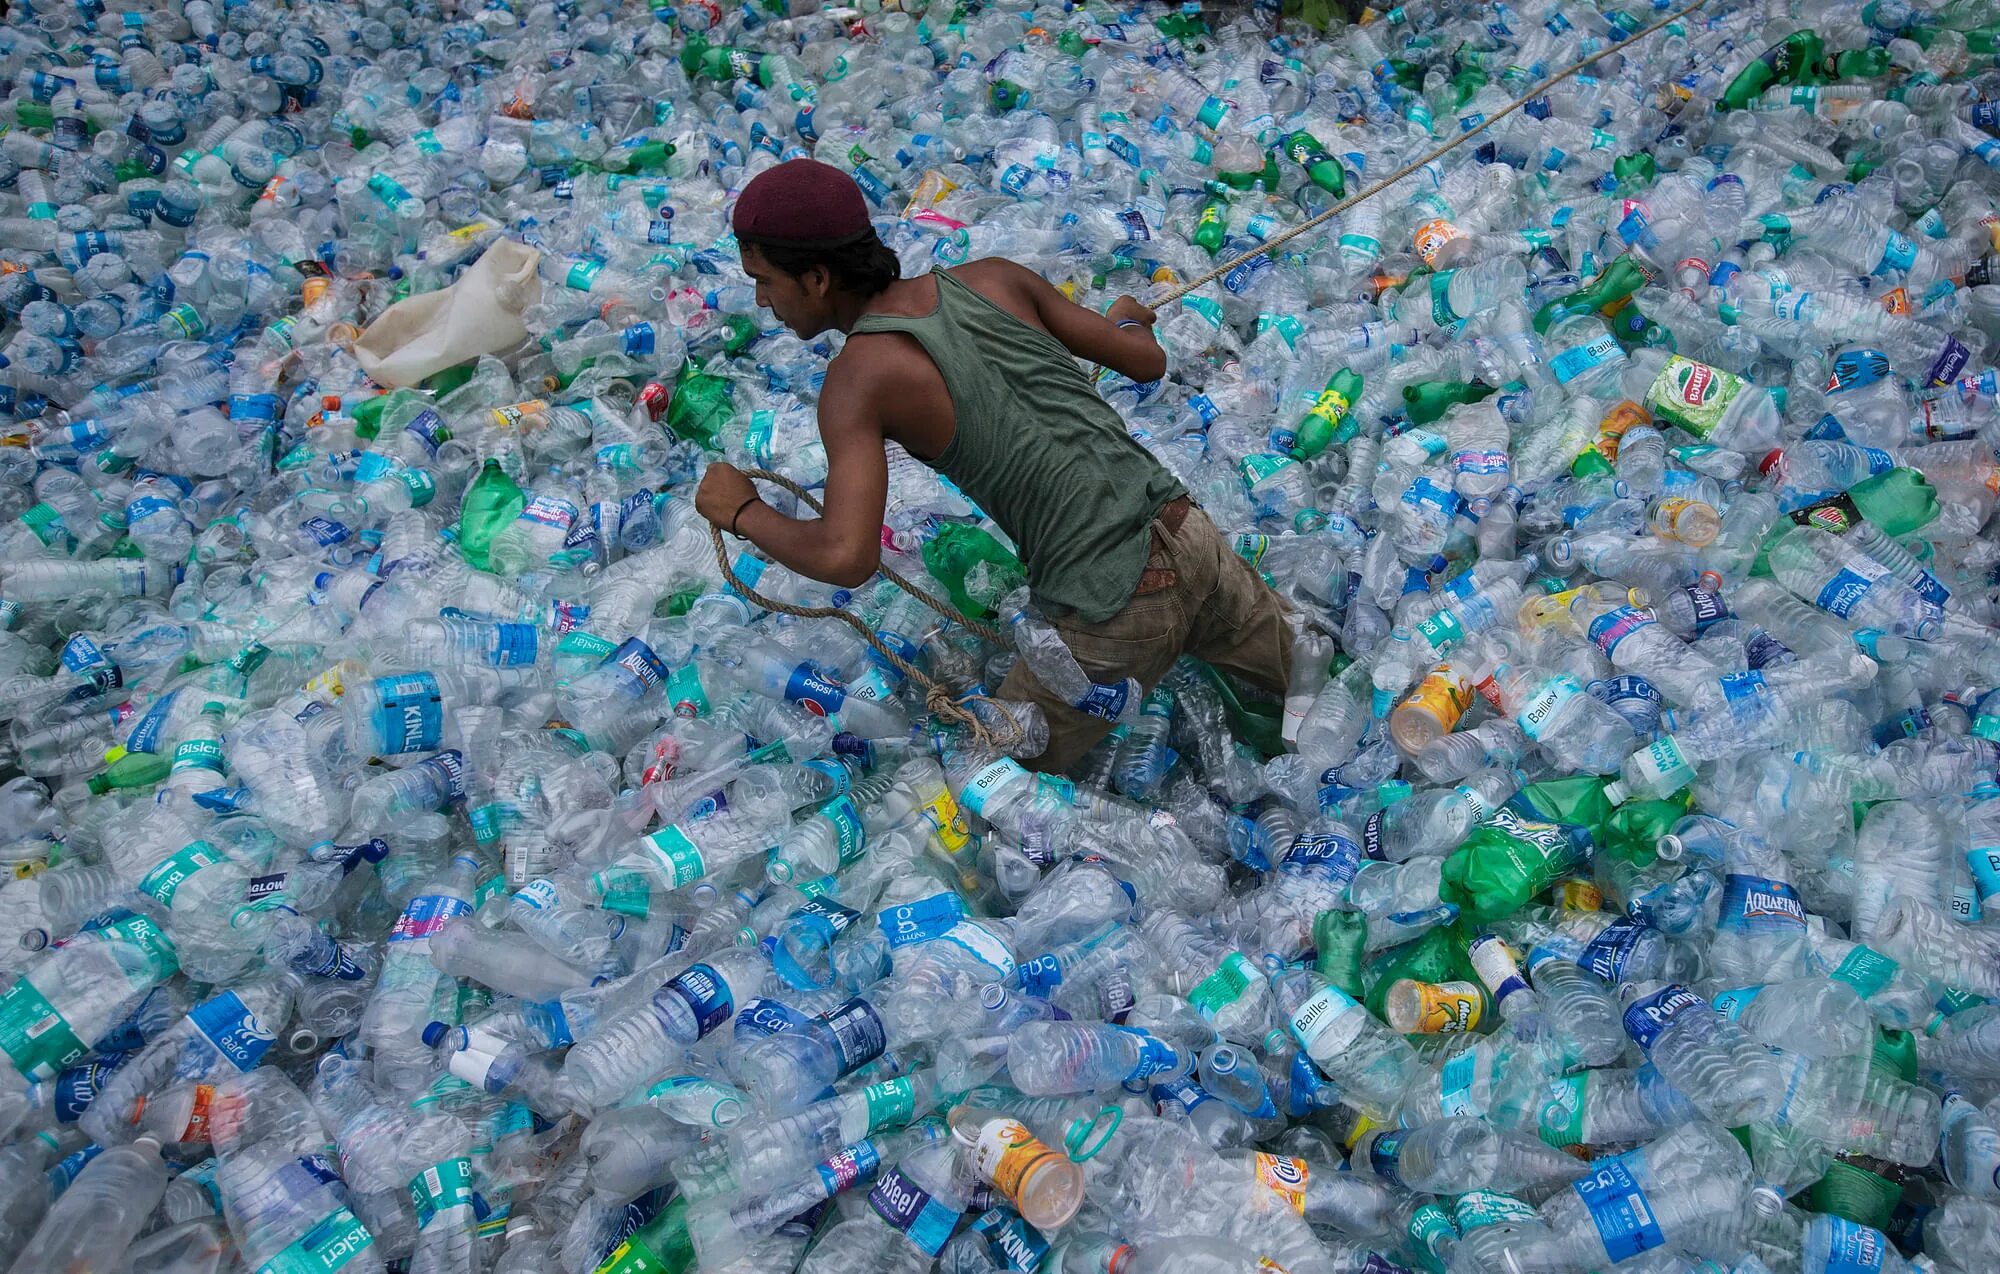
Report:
827,328,927,395
953,257,1039,293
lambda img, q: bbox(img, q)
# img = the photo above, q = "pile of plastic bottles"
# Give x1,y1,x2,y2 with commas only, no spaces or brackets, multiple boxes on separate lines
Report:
10,0,2000,1270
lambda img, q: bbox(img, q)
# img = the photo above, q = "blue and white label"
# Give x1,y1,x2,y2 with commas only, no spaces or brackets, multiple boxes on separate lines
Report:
1719,873,1805,935
371,672,443,754
187,990,277,1072
1574,1156,1666,1262
663,964,736,1039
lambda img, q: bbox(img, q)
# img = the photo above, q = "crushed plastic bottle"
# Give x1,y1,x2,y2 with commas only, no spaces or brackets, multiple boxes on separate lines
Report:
6,0,2000,1271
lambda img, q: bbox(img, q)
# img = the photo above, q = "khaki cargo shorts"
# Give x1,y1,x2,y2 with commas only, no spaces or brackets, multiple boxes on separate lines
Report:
998,498,1295,772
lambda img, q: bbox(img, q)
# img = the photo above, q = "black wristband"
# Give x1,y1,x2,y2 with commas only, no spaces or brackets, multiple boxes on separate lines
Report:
729,495,761,538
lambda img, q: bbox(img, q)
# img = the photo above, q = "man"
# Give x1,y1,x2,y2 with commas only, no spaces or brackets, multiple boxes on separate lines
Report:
694,158,1294,771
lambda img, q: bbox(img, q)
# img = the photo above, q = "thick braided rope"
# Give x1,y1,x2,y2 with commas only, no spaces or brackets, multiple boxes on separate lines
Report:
708,468,1020,751
1152,0,1723,306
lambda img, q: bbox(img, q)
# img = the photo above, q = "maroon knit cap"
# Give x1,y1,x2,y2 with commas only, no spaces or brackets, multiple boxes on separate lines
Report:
732,159,873,247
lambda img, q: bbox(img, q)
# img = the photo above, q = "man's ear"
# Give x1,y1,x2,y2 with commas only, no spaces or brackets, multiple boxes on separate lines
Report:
803,264,832,298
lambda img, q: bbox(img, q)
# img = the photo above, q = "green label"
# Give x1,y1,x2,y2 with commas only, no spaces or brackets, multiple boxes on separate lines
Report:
171,737,225,775
1187,951,1257,1017
822,795,866,866
138,840,225,907
1454,1190,1537,1230
90,911,178,977
598,869,652,918
668,663,710,717
0,977,88,1079
18,502,67,548
558,631,619,659
1644,355,1746,440
1538,1074,1587,1148
1430,272,1462,331
1415,608,1465,651
1830,945,1898,1000
566,259,604,290
640,825,706,889
863,1077,918,1132
256,1206,375,1274
408,1158,475,1230
468,803,508,846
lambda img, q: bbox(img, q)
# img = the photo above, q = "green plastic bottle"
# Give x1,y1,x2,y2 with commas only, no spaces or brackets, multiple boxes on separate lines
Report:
1720,31,1825,110
1193,197,1230,257
1313,910,1368,1000
1361,922,1479,1023
1533,255,1653,335
458,459,525,572
1750,467,1940,574
1440,809,1589,923
665,361,737,449
86,748,173,796
1402,380,1495,426
1290,368,1364,460
592,1196,695,1274
1281,131,1346,198
921,522,1025,620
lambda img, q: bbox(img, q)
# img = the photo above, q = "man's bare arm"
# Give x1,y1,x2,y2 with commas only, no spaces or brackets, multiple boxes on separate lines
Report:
714,353,889,590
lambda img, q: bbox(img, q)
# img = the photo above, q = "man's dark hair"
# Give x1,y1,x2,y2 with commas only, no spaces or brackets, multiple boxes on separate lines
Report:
741,232,901,298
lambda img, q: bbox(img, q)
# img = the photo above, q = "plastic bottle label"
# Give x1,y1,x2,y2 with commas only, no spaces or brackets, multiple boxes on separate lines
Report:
1455,1190,1537,1231
372,672,442,753
918,788,973,855
970,1117,1066,1203
816,1139,883,1194
1288,984,1365,1061
638,825,706,889
1626,736,1694,794
1710,986,1761,1022
408,1157,474,1231
1550,333,1623,385
138,840,224,907
940,920,1018,981
820,998,886,1073
782,663,846,716
862,1076,917,1132
878,893,967,947
1438,1046,1481,1115
1586,606,1657,657
1115,1026,1184,1086
254,1206,375,1274
1573,1157,1665,1262
817,795,866,866
1814,555,1891,619
0,978,88,1080
1405,981,1485,1033
1285,832,1362,881
734,997,813,1041
960,757,1028,817
1826,945,1897,999
1188,951,1259,1017
1578,921,1647,980
1518,674,1583,740
1621,983,1706,1051
1254,1153,1310,1214
1539,1073,1587,1148
1815,1215,1890,1274
1718,873,1806,934
1073,680,1131,721
663,964,734,1039
188,989,278,1072
388,893,473,949
1644,356,1746,439
868,1167,958,1256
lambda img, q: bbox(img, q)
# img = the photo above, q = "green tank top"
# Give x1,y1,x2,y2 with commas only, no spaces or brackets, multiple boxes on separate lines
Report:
851,269,1185,623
